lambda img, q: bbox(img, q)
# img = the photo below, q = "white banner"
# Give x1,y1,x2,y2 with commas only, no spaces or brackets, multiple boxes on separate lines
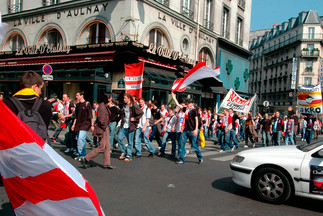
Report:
219,89,256,113
125,83,142,89
297,84,323,114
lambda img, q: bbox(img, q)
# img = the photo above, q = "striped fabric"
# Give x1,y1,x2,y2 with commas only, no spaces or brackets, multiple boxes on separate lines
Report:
0,101,105,216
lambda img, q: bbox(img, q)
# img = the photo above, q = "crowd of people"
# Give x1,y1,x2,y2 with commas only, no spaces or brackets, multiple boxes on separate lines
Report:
3,71,323,170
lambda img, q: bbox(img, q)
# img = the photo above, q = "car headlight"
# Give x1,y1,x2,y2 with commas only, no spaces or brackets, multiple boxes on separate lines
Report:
232,155,245,163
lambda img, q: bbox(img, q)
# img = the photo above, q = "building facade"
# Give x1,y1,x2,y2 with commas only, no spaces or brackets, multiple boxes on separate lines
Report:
0,0,251,108
249,10,323,115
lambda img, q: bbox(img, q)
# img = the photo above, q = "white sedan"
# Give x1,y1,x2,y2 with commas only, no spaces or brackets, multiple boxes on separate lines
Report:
230,142,323,204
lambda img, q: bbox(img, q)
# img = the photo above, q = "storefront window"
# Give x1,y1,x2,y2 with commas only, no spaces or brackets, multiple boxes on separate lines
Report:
77,21,111,45
198,47,214,67
38,27,63,47
146,28,170,49
2,33,25,51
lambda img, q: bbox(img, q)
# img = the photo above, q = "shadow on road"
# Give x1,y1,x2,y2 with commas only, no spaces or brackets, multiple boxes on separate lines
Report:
0,202,14,216
212,177,323,213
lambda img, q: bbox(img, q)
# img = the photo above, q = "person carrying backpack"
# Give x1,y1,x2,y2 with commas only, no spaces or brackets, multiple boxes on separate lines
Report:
4,71,52,143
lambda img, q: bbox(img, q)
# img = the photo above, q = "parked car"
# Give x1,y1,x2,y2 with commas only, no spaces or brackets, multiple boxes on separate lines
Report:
230,142,323,204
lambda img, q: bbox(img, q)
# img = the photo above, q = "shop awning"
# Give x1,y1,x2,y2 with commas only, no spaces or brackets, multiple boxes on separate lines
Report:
144,69,177,82
210,86,228,94
0,51,116,67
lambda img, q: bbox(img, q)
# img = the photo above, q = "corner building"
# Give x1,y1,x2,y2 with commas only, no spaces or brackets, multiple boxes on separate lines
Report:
249,10,323,115
0,0,251,107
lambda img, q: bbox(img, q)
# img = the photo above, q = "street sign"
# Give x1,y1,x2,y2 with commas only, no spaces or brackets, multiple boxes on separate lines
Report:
42,64,53,75
42,75,53,81
288,106,293,111
263,101,269,107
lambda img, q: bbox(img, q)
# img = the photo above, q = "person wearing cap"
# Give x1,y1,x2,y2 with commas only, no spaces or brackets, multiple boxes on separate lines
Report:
172,92,203,164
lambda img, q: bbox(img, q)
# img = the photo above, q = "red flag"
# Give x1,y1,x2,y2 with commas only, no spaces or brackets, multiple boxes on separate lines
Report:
124,62,145,99
0,101,105,216
172,62,220,92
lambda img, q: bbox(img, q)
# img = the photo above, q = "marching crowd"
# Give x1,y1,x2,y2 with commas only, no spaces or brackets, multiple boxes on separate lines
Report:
2,72,322,171
50,89,323,169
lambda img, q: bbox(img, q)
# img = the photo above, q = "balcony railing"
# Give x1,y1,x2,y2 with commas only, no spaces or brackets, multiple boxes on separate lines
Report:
304,66,313,72
204,19,214,31
263,33,322,54
301,49,320,58
43,0,59,6
8,2,22,13
155,0,169,7
238,0,245,10
182,6,194,20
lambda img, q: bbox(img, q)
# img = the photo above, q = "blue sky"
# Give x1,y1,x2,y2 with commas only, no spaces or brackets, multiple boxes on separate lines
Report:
251,0,323,31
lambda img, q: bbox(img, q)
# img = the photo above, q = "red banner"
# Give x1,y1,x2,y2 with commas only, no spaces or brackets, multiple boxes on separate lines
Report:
124,62,145,99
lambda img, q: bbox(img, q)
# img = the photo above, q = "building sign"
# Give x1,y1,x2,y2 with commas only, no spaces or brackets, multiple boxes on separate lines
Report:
57,3,108,19
146,43,195,65
118,78,125,88
291,58,297,89
15,44,72,56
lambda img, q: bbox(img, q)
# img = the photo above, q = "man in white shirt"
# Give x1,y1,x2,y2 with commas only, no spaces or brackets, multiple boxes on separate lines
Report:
134,98,155,158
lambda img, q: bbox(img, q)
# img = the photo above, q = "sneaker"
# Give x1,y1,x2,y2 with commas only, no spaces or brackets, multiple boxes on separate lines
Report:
148,153,154,158
244,145,248,148
198,159,203,164
219,150,225,153
252,143,256,148
231,146,236,152
157,152,165,157
103,165,115,169
124,157,132,162
64,148,71,153
119,153,126,160
176,160,184,164
51,137,56,142
134,155,142,158
74,157,81,161
80,157,87,169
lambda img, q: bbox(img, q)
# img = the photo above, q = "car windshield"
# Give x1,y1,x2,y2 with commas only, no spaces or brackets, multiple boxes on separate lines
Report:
297,141,323,152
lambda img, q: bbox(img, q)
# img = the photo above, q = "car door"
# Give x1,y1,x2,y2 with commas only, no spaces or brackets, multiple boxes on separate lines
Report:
300,147,323,194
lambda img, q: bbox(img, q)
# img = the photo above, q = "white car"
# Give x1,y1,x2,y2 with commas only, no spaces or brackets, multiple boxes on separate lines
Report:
230,142,323,204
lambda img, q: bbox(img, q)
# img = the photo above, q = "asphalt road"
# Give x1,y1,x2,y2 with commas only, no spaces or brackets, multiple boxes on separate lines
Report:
1,129,323,216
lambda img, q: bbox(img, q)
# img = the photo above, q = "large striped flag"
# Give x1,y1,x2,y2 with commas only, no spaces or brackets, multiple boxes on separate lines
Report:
124,62,145,99
171,62,220,92
298,84,323,114
0,101,105,216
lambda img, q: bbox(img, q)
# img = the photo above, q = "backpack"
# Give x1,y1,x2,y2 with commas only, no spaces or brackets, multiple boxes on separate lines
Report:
9,97,49,142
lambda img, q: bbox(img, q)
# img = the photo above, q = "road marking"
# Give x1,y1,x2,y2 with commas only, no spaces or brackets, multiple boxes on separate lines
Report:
210,155,235,161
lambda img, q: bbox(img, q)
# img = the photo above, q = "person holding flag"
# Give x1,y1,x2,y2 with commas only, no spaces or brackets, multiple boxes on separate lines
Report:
172,92,203,164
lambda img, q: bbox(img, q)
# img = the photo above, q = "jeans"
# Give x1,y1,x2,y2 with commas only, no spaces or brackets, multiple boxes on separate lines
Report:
225,129,238,149
178,131,203,162
135,127,155,155
109,121,117,151
175,132,181,156
77,130,87,157
217,130,227,151
53,127,63,139
285,131,295,145
160,131,176,155
117,127,135,158
301,128,307,140
149,125,162,147
204,126,209,138
86,134,93,145
272,131,282,146
262,131,271,146
240,121,246,141
306,129,314,145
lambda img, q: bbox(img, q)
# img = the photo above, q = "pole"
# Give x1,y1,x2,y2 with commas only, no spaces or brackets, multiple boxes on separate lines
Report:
43,81,47,99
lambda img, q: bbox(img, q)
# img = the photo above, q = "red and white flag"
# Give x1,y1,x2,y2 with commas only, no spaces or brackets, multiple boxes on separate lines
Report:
0,101,105,216
171,62,220,92
124,62,145,99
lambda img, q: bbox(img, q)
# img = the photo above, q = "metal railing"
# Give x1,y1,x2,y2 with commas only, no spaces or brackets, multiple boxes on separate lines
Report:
155,0,169,7
204,19,214,31
8,1,22,13
182,6,194,20
43,0,59,6
263,33,322,54
301,50,320,58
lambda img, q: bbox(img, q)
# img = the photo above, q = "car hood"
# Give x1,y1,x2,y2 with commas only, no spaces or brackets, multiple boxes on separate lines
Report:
238,145,303,157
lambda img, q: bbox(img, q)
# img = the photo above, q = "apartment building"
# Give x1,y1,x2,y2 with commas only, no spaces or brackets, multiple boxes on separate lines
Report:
0,0,251,107
249,10,323,115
